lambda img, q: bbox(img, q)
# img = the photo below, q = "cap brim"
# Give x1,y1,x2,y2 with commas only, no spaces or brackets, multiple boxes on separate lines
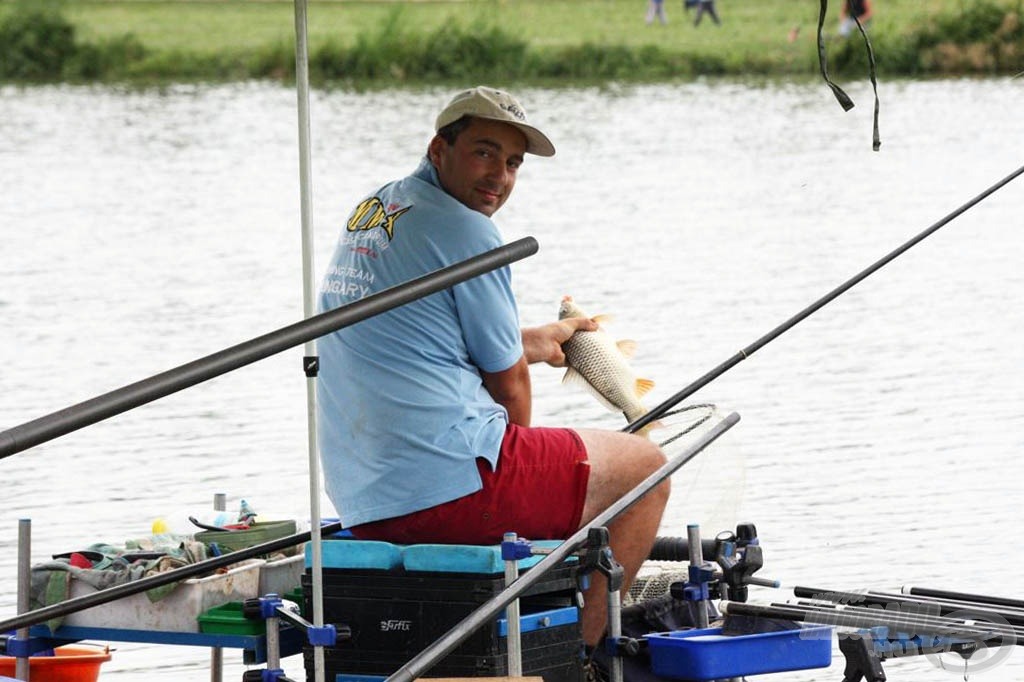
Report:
477,117,555,157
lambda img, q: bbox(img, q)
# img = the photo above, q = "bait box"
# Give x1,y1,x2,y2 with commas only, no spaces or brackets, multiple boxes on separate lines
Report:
645,625,833,680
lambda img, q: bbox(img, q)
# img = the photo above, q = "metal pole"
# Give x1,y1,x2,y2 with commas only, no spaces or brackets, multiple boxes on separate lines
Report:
384,411,741,682
290,1,327,682
210,494,226,682
607,582,623,682
16,519,30,681
0,237,538,460
687,524,709,629
502,532,522,677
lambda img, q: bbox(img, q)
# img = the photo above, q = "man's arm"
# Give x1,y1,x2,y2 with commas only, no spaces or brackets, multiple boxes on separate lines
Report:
481,317,598,426
481,355,532,426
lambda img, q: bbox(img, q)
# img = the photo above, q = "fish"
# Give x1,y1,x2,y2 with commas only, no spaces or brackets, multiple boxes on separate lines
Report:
558,295,655,424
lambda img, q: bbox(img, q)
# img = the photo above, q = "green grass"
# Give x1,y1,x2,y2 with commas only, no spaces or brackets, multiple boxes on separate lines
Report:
2,0,1022,83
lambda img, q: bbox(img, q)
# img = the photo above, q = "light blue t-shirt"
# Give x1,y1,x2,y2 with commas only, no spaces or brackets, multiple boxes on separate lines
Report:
317,157,524,527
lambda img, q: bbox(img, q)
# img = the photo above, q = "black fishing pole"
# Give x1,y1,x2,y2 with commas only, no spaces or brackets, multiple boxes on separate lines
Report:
0,238,538,460
626,163,1024,435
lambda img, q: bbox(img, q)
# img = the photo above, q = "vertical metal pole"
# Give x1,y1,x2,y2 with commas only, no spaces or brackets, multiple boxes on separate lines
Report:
291,2,326,682
266,615,282,670
687,524,710,629
607,579,624,682
502,532,523,677
606,561,622,679
16,519,31,681
210,494,226,682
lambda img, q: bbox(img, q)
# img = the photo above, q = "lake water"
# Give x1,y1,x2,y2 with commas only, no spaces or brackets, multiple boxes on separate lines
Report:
2,78,1023,681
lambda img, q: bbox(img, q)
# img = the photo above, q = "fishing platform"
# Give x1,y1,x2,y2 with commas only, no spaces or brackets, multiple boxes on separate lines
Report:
6,503,1023,682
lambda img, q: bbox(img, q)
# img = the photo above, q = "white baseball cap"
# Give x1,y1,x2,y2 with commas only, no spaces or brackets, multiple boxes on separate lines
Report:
434,86,556,157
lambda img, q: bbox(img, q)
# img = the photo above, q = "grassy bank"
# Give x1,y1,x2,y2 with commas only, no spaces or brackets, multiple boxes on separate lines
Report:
1,0,1022,84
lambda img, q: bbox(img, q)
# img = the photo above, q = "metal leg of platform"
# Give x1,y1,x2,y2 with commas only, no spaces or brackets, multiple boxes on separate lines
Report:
209,493,227,682
503,531,524,677
15,519,31,681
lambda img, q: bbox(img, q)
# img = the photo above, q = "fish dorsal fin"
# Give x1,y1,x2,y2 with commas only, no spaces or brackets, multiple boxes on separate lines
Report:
616,339,638,359
634,377,655,398
592,313,614,326
562,367,620,413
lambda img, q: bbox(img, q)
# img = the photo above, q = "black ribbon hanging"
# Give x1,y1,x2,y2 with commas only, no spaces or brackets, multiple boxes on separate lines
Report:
817,0,882,151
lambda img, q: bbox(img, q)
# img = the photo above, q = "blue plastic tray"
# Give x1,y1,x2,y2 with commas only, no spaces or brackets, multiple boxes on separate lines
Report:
645,625,833,680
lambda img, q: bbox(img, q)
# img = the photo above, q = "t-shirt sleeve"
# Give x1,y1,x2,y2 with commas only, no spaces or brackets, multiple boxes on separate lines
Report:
449,218,523,374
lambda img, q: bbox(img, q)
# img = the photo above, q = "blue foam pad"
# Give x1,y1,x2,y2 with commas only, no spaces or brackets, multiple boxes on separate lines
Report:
402,539,569,574
307,537,574,573
307,539,404,570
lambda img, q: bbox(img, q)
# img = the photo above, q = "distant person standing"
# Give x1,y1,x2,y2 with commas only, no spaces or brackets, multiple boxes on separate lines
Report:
693,0,720,26
646,0,667,25
839,0,872,37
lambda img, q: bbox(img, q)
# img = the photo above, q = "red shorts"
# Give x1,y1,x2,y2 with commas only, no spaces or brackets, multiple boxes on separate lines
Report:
349,424,590,544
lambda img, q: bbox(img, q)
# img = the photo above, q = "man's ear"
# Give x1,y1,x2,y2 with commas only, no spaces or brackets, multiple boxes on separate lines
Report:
427,134,446,166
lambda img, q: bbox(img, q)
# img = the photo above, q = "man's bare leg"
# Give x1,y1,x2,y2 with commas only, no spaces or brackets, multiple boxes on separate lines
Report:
575,428,670,646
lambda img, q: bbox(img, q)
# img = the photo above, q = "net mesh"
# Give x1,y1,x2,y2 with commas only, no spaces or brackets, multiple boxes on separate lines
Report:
625,564,690,605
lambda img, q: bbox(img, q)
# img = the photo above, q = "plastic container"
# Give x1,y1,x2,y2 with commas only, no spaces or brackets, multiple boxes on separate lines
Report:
195,520,298,555
0,644,111,682
645,625,833,680
198,601,264,636
64,559,264,632
259,553,304,597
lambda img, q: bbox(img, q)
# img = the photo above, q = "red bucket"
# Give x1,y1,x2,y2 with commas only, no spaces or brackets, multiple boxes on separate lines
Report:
0,644,112,682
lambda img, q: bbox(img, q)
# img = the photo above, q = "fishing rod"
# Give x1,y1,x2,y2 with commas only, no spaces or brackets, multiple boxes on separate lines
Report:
792,586,1024,626
720,600,1021,645
904,585,1024,611
0,237,538,460
626,163,1024,435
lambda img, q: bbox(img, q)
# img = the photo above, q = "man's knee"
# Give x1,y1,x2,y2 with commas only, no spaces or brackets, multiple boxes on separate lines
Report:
633,437,668,473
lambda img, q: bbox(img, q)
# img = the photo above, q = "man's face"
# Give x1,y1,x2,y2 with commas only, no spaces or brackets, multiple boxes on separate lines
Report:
428,118,527,217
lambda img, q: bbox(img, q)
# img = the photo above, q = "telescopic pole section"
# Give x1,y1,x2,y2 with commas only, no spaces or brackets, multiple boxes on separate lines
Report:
903,585,1024,612
626,163,1024,434
384,411,740,682
0,237,538,461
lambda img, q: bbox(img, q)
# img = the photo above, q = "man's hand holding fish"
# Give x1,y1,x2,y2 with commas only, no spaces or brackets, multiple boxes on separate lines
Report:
522,316,599,367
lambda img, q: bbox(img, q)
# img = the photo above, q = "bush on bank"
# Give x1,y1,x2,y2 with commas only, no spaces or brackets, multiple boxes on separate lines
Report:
1,1,1022,84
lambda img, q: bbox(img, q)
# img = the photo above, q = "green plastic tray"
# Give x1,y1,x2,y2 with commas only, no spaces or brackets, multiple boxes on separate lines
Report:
197,601,264,635
195,520,297,555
